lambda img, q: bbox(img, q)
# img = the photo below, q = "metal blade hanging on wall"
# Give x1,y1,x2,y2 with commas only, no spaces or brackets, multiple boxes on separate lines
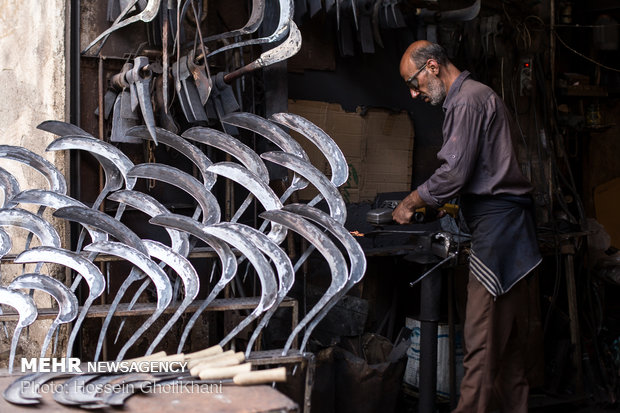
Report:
14,246,106,358
125,125,217,189
149,213,238,354
259,209,349,355
9,273,79,358
207,0,294,57
0,288,37,375
0,167,20,208
84,241,172,361
202,0,266,43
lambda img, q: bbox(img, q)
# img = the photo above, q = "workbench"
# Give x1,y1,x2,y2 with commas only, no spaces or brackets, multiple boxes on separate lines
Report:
0,372,299,413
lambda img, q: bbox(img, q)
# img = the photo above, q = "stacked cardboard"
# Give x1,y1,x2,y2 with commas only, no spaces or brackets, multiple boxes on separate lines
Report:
288,100,414,203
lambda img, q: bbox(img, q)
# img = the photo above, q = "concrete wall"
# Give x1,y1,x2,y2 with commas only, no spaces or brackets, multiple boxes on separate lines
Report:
0,0,70,368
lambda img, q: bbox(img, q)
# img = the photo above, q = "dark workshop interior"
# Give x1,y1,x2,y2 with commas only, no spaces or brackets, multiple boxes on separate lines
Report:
0,0,619,412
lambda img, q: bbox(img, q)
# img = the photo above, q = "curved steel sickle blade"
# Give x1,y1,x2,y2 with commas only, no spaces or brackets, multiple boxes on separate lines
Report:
260,151,347,223
269,112,349,187
148,213,238,353
202,0,265,43
84,241,172,361
143,240,200,355
0,208,61,248
9,273,79,358
14,246,106,358
283,203,366,351
3,373,42,405
82,0,162,53
106,189,190,342
221,112,310,197
128,163,221,224
0,226,11,259
208,0,293,57
0,145,67,194
206,162,287,244
11,189,107,251
213,222,294,357
53,206,147,254
46,135,136,190
37,120,92,137
0,288,37,375
0,166,20,208
198,225,278,347
125,125,217,189
182,127,270,182
259,209,349,355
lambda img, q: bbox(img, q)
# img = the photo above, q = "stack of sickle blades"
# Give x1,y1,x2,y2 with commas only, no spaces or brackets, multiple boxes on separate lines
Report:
0,106,368,406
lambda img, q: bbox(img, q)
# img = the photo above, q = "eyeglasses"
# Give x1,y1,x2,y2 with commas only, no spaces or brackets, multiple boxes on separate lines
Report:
405,61,428,91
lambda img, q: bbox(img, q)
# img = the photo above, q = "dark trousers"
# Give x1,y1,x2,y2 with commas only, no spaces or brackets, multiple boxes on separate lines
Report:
453,273,529,413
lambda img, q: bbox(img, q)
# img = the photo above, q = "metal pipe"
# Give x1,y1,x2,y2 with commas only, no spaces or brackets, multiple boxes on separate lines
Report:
418,268,442,413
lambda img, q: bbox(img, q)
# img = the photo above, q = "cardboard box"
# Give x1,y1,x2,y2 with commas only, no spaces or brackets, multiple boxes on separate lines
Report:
288,100,414,203
404,317,464,400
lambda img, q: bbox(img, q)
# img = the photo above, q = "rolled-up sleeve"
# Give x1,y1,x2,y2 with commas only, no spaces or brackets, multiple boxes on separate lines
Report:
417,103,485,208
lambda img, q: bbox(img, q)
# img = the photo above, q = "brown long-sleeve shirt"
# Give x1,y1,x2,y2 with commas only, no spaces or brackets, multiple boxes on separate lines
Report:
417,71,532,208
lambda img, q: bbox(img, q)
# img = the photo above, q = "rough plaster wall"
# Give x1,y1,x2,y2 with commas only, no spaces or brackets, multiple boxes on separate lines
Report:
0,0,70,368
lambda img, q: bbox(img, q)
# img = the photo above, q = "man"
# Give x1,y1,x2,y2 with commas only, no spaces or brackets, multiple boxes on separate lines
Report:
393,41,541,413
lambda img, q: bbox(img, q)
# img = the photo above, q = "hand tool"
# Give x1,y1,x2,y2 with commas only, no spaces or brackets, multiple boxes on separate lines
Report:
148,213,238,353
124,56,159,144
283,203,366,352
143,240,200,355
9,273,79,358
205,162,287,244
417,0,480,22
259,209,349,355
221,111,310,202
0,166,19,207
0,288,37,375
106,190,190,343
82,0,162,54
125,125,217,189
208,0,293,57
199,224,278,348
221,20,302,83
85,241,172,361
127,163,221,223
0,208,62,249
261,151,346,225
213,223,293,357
15,246,105,358
182,127,270,182
201,0,265,43
0,145,67,195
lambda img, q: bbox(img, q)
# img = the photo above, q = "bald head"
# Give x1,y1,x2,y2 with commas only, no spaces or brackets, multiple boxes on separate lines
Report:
400,41,448,78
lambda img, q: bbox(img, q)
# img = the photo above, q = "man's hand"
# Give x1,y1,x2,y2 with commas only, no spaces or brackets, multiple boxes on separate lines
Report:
392,190,426,224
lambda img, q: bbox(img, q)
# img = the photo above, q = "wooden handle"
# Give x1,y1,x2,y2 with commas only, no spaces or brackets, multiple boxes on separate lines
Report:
187,350,235,369
185,345,223,360
189,352,245,377
124,351,167,363
232,367,287,385
197,363,252,380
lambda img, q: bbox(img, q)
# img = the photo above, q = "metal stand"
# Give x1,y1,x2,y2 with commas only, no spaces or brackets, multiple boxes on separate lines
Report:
418,268,442,413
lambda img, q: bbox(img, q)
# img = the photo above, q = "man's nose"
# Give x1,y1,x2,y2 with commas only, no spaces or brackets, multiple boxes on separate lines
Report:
410,89,420,99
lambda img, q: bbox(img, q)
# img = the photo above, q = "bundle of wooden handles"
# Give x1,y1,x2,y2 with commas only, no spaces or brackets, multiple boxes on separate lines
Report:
125,345,287,385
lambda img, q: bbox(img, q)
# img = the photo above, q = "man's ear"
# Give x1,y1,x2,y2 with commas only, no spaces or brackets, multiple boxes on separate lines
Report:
427,59,439,75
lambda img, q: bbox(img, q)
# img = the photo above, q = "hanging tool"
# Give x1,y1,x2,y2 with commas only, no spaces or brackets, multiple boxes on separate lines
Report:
208,0,293,57
283,203,366,352
85,241,172,361
82,0,162,54
206,162,287,244
14,246,106,358
125,56,159,144
127,163,221,223
9,273,79,358
149,213,238,353
202,0,265,43
221,20,302,84
0,167,20,207
125,125,217,190
0,288,37,375
259,210,349,355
